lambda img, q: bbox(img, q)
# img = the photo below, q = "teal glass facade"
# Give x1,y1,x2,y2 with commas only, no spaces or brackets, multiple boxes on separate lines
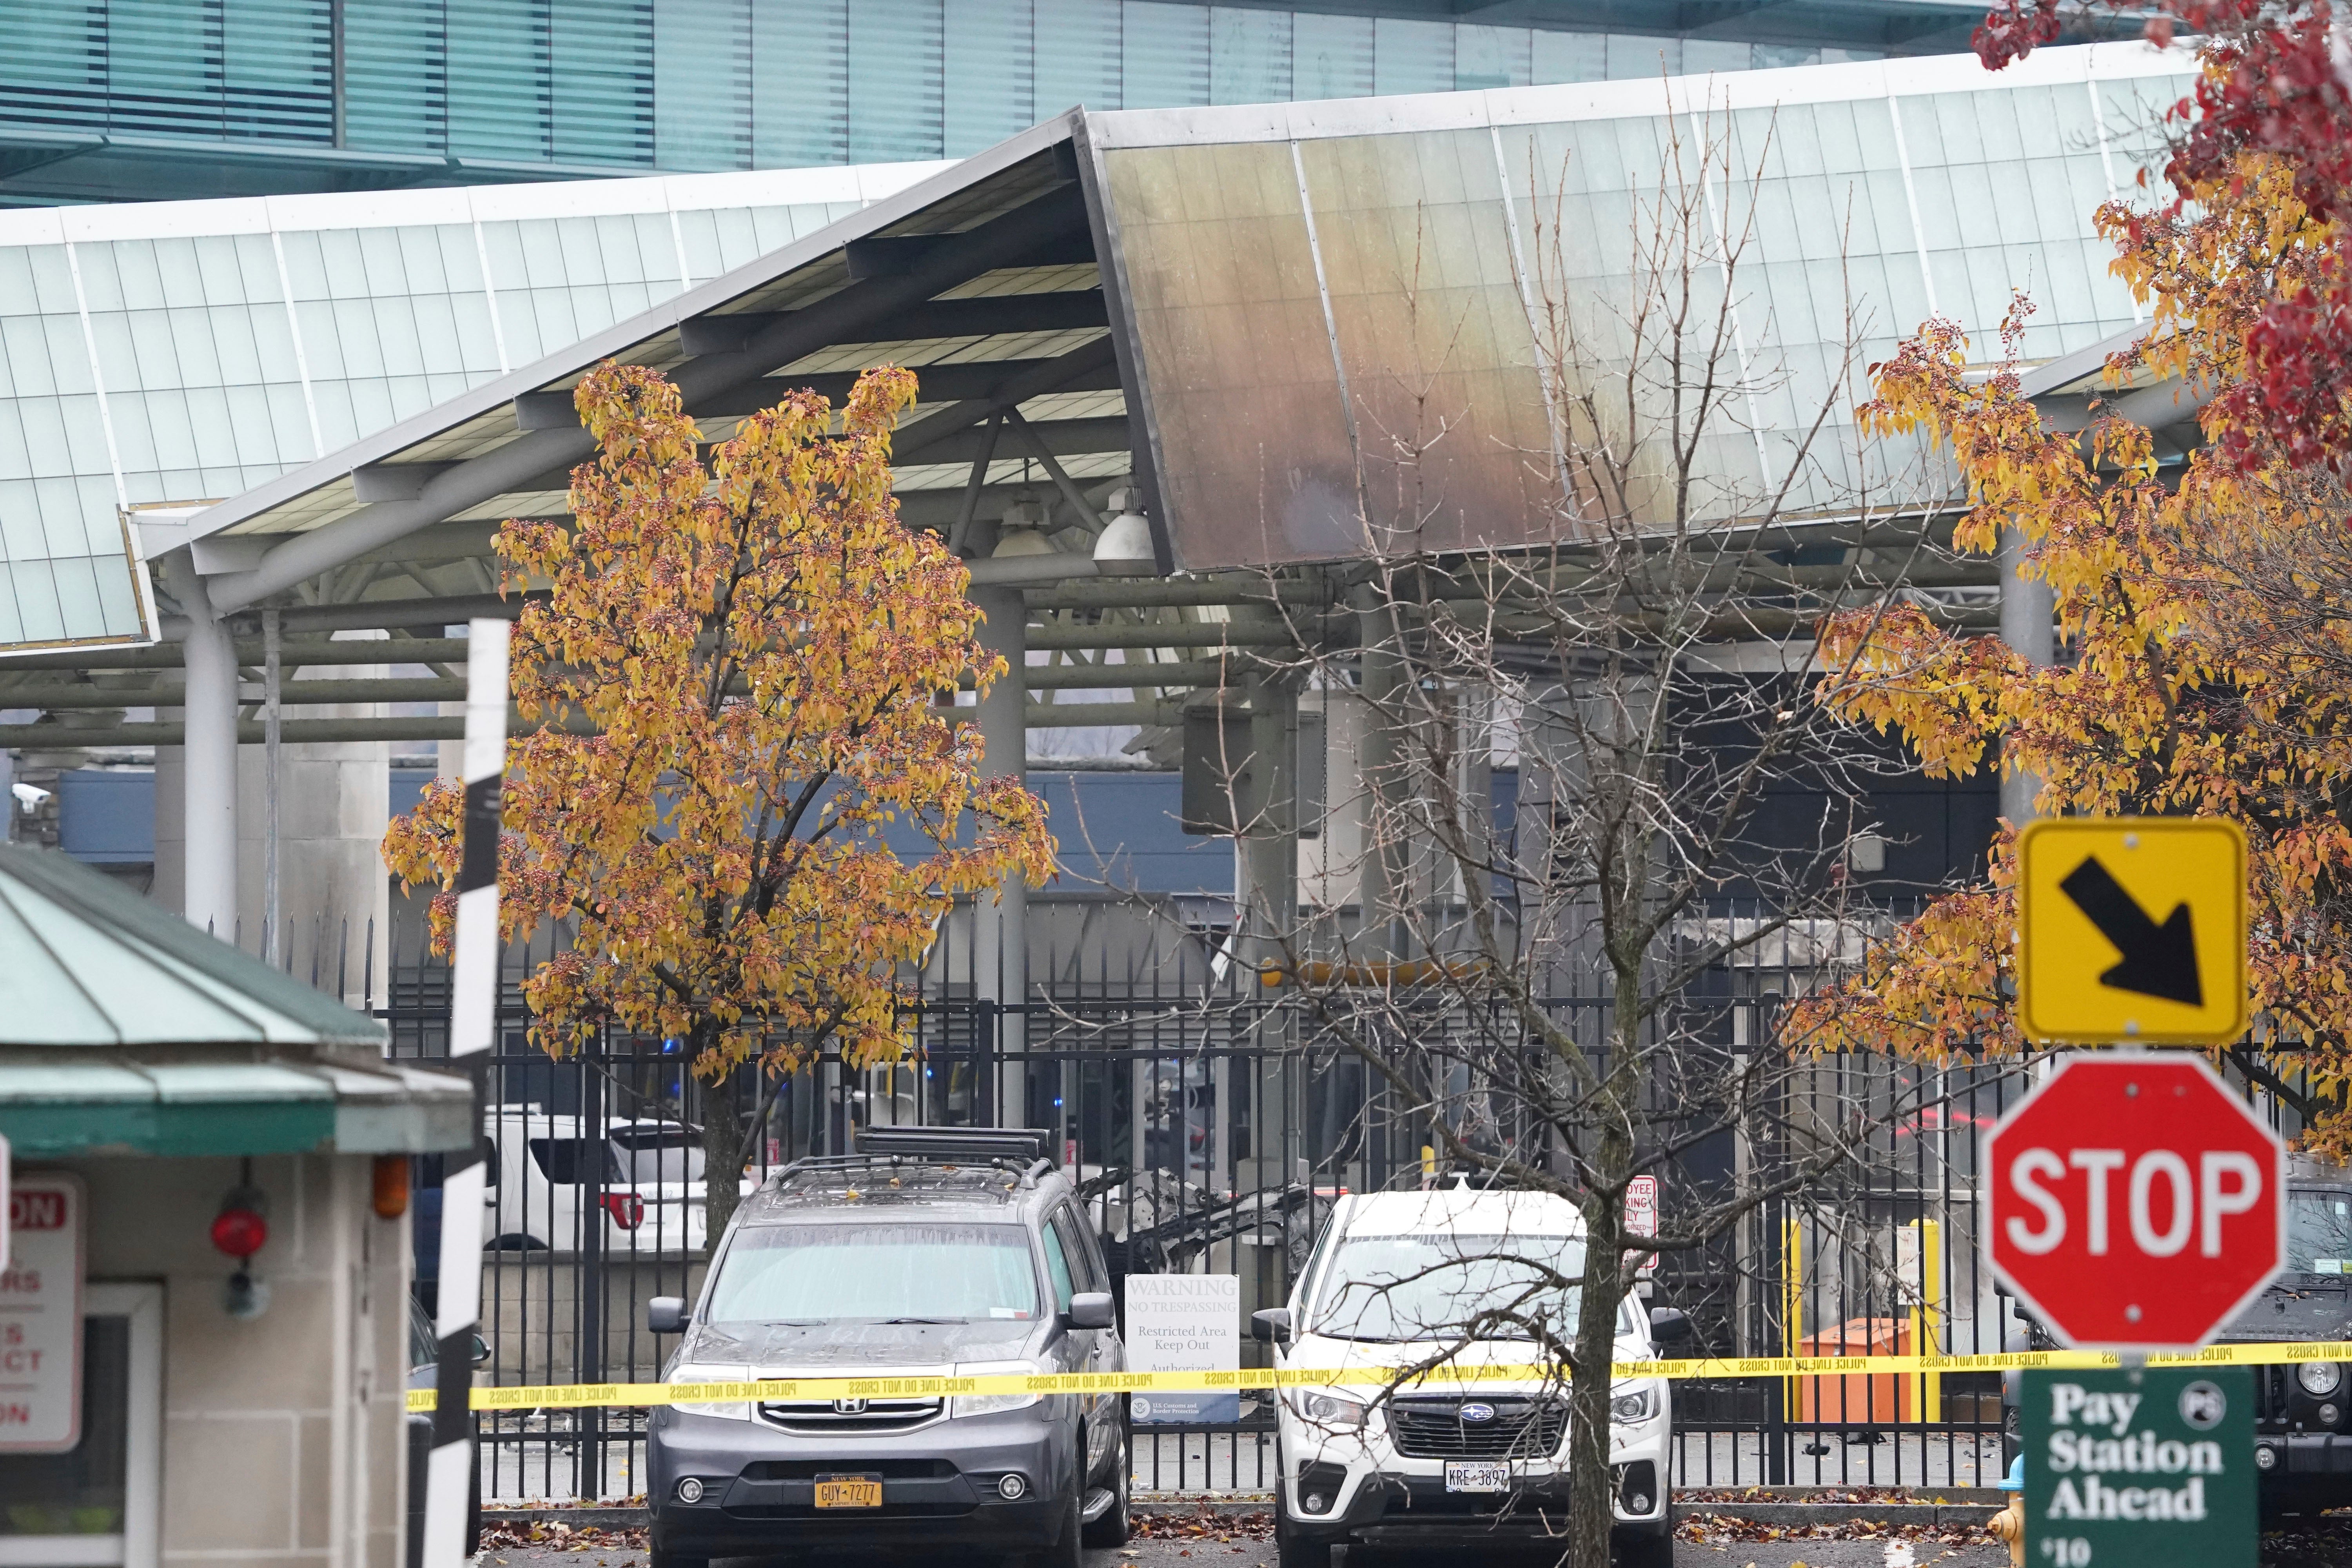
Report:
0,0,1988,205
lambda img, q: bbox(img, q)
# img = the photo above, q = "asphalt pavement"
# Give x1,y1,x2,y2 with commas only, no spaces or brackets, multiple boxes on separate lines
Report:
471,1512,2352,1566
472,1539,2014,1567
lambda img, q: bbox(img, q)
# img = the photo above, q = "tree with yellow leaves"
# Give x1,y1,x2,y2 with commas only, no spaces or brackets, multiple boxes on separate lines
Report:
385,361,1056,1238
1795,156,2352,1147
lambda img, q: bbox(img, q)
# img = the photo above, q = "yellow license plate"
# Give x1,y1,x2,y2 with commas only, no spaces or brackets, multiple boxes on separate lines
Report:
814,1477,884,1509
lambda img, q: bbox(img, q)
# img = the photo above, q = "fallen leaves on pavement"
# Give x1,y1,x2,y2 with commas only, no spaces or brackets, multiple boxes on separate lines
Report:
1678,1515,1987,1548
1131,1506,1273,1543
476,1520,649,1552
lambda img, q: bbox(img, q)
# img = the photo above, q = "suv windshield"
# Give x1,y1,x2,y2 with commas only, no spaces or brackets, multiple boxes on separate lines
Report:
2290,1189,2352,1274
706,1223,1041,1324
1312,1232,1622,1341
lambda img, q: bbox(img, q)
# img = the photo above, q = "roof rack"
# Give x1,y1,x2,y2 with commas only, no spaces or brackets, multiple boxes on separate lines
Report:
762,1127,1058,1194
855,1126,1053,1164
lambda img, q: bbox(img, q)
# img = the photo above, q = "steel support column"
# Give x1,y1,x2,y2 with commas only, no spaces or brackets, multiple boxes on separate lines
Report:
168,558,239,936
1356,590,1408,960
972,584,1029,1126
1997,524,2055,826
1241,679,1300,963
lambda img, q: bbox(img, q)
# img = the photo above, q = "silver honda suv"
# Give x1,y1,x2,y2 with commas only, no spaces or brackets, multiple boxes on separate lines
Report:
644,1127,1130,1568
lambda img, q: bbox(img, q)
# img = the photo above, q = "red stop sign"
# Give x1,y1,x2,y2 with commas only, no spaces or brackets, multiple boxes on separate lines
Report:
1984,1054,2285,1350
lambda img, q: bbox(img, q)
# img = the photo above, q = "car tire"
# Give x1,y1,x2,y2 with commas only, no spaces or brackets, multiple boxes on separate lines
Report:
1275,1516,1333,1568
1081,1409,1133,1548
649,1550,708,1568
1275,1486,1334,1568
1036,1476,1085,1568
1612,1522,1673,1568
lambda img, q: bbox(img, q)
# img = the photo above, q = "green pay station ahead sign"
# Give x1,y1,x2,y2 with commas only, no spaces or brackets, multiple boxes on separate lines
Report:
2022,1366,2254,1566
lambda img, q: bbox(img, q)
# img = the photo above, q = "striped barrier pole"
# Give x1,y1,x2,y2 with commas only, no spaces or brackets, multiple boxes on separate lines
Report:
423,618,509,1568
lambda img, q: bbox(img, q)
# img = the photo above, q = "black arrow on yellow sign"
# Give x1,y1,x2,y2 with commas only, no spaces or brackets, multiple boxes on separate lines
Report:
2058,855,2203,1006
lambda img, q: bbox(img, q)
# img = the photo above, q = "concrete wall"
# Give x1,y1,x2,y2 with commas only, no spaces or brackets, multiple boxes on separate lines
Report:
153,636,392,1004
60,1151,409,1568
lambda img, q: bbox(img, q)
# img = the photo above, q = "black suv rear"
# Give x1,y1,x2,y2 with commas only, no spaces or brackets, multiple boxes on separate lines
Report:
2236,1174,2352,1515
644,1127,1131,1568
2003,1168,2352,1519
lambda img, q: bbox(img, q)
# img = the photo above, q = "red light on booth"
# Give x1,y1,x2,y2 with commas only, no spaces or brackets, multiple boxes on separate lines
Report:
211,1205,268,1259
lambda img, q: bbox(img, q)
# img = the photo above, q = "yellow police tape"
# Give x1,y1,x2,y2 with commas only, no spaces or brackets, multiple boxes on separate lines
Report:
403,1339,2352,1414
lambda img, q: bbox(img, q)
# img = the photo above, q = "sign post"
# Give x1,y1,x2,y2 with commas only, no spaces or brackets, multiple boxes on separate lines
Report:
2001,815,2270,1564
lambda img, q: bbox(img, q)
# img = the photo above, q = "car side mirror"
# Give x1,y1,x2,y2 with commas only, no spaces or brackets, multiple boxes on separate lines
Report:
1252,1307,1293,1345
469,1331,492,1368
1068,1292,1116,1331
1648,1307,1693,1347
646,1296,689,1334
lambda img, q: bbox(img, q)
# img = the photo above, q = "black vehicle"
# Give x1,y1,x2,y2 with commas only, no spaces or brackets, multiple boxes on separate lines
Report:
405,1295,486,1558
2002,1167,2352,1519
644,1127,1131,1568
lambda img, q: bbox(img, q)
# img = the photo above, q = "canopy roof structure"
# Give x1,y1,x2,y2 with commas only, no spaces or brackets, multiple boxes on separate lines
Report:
2019,323,2210,468
0,840,468,1156
0,42,2190,750
172,42,2189,606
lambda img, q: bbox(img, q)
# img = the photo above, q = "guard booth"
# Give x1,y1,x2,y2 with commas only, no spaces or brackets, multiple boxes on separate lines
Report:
0,843,470,1567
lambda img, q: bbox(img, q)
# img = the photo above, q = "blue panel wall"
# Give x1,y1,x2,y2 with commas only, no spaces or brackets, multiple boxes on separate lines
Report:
56,766,154,863
856,770,1233,897
1031,770,1230,896
388,764,1233,897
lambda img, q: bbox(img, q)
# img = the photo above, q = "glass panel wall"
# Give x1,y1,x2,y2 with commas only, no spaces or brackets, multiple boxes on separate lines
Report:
1105,65,2196,569
0,0,1904,180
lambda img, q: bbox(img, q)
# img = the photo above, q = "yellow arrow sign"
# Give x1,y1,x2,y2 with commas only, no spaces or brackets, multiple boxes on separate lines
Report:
2018,817,2247,1045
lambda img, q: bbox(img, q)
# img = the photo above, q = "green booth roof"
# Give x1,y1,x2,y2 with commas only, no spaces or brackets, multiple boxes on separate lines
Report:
0,843,469,1157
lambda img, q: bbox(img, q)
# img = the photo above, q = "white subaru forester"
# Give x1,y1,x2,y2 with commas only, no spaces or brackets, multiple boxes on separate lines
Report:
1255,1187,1685,1568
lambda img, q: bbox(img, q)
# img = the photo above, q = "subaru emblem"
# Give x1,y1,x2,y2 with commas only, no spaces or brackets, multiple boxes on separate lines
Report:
834,1398,868,1415
1459,1402,1496,1424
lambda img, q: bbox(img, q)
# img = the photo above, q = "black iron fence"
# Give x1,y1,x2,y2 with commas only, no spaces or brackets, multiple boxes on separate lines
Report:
274,904,2308,1501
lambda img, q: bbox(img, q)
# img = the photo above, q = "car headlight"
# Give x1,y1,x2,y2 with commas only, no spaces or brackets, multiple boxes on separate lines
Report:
953,1363,1044,1419
1284,1389,1368,1431
2298,1361,2345,1397
1610,1386,1657,1425
668,1367,753,1421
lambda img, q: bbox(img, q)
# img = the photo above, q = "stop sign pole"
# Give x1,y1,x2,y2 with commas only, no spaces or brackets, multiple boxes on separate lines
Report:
1984,1052,2284,1351
1992,818,2280,1352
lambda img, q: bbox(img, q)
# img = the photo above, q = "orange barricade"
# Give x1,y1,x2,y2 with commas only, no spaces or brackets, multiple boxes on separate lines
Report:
1795,1316,1915,1425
